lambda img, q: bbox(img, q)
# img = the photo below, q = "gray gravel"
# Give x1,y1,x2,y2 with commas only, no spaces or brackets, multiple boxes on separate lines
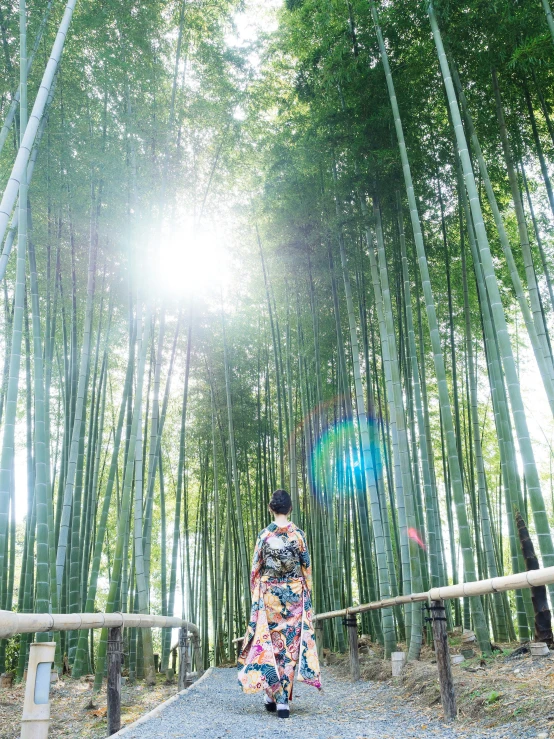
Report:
118,666,546,739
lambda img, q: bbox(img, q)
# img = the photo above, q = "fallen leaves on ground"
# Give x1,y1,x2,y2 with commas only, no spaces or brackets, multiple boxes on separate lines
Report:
329,640,554,733
0,673,179,738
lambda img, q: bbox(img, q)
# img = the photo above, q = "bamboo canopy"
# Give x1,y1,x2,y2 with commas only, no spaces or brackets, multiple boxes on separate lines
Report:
0,610,199,640
313,567,554,622
3,0,554,682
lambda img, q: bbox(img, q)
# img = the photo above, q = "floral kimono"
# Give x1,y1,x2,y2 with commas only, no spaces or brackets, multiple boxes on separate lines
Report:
238,521,321,706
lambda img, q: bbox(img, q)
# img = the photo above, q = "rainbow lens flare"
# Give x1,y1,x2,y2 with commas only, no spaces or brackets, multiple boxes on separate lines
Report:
307,411,383,502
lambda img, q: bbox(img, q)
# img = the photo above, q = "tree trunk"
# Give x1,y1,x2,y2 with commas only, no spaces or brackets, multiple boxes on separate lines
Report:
515,511,553,646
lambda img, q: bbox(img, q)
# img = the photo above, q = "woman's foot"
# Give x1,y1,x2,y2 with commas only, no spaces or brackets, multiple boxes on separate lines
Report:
264,696,277,713
277,705,290,719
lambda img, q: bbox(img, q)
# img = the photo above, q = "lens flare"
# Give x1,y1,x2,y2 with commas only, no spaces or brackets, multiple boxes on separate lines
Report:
303,403,383,502
408,527,426,550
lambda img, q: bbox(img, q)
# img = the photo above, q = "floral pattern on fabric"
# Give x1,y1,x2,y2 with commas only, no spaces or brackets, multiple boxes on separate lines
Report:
238,522,321,703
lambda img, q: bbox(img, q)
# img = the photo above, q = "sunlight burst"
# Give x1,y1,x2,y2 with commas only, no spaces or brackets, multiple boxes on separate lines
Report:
155,219,231,299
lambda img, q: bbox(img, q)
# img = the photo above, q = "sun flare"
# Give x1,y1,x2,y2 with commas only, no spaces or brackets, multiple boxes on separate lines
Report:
154,219,231,299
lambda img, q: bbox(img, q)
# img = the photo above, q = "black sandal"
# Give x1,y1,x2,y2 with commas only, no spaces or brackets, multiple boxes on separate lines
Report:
277,706,290,719
264,698,277,713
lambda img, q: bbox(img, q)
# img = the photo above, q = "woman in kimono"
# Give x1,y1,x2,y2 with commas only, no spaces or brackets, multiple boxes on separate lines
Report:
238,489,321,718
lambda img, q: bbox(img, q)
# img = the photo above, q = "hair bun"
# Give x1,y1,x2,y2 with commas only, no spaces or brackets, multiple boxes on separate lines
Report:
269,489,292,515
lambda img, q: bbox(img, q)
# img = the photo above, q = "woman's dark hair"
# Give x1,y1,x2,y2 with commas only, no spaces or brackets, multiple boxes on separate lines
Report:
269,489,292,515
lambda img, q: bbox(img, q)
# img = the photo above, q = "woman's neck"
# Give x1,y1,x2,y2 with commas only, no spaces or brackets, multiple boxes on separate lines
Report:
273,514,289,528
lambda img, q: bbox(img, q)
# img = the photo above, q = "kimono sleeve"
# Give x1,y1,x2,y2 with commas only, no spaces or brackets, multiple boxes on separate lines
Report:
298,530,313,595
250,534,263,593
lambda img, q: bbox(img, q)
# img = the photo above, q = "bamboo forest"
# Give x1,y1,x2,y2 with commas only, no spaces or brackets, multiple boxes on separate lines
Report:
2,0,554,732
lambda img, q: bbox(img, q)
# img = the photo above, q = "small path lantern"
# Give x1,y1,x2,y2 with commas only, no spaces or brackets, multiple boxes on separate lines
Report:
20,642,56,739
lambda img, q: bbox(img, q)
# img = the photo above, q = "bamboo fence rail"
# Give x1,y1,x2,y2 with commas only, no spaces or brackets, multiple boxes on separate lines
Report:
311,566,554,720
0,610,201,737
0,610,199,639
312,565,554,622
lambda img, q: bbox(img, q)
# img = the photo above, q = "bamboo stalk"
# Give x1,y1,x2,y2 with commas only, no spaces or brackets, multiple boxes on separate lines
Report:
0,0,79,249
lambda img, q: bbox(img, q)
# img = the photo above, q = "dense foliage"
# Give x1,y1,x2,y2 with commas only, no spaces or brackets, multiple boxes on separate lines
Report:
1,0,554,683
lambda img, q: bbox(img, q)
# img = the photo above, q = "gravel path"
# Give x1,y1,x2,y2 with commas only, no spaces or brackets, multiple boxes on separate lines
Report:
117,667,544,739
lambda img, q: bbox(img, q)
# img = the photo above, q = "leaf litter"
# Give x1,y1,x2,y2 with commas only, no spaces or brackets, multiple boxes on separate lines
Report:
0,672,179,738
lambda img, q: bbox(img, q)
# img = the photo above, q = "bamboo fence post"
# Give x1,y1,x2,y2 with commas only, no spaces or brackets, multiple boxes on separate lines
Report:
314,621,323,662
345,613,360,681
107,626,122,736
192,632,203,679
178,626,190,690
429,600,456,720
